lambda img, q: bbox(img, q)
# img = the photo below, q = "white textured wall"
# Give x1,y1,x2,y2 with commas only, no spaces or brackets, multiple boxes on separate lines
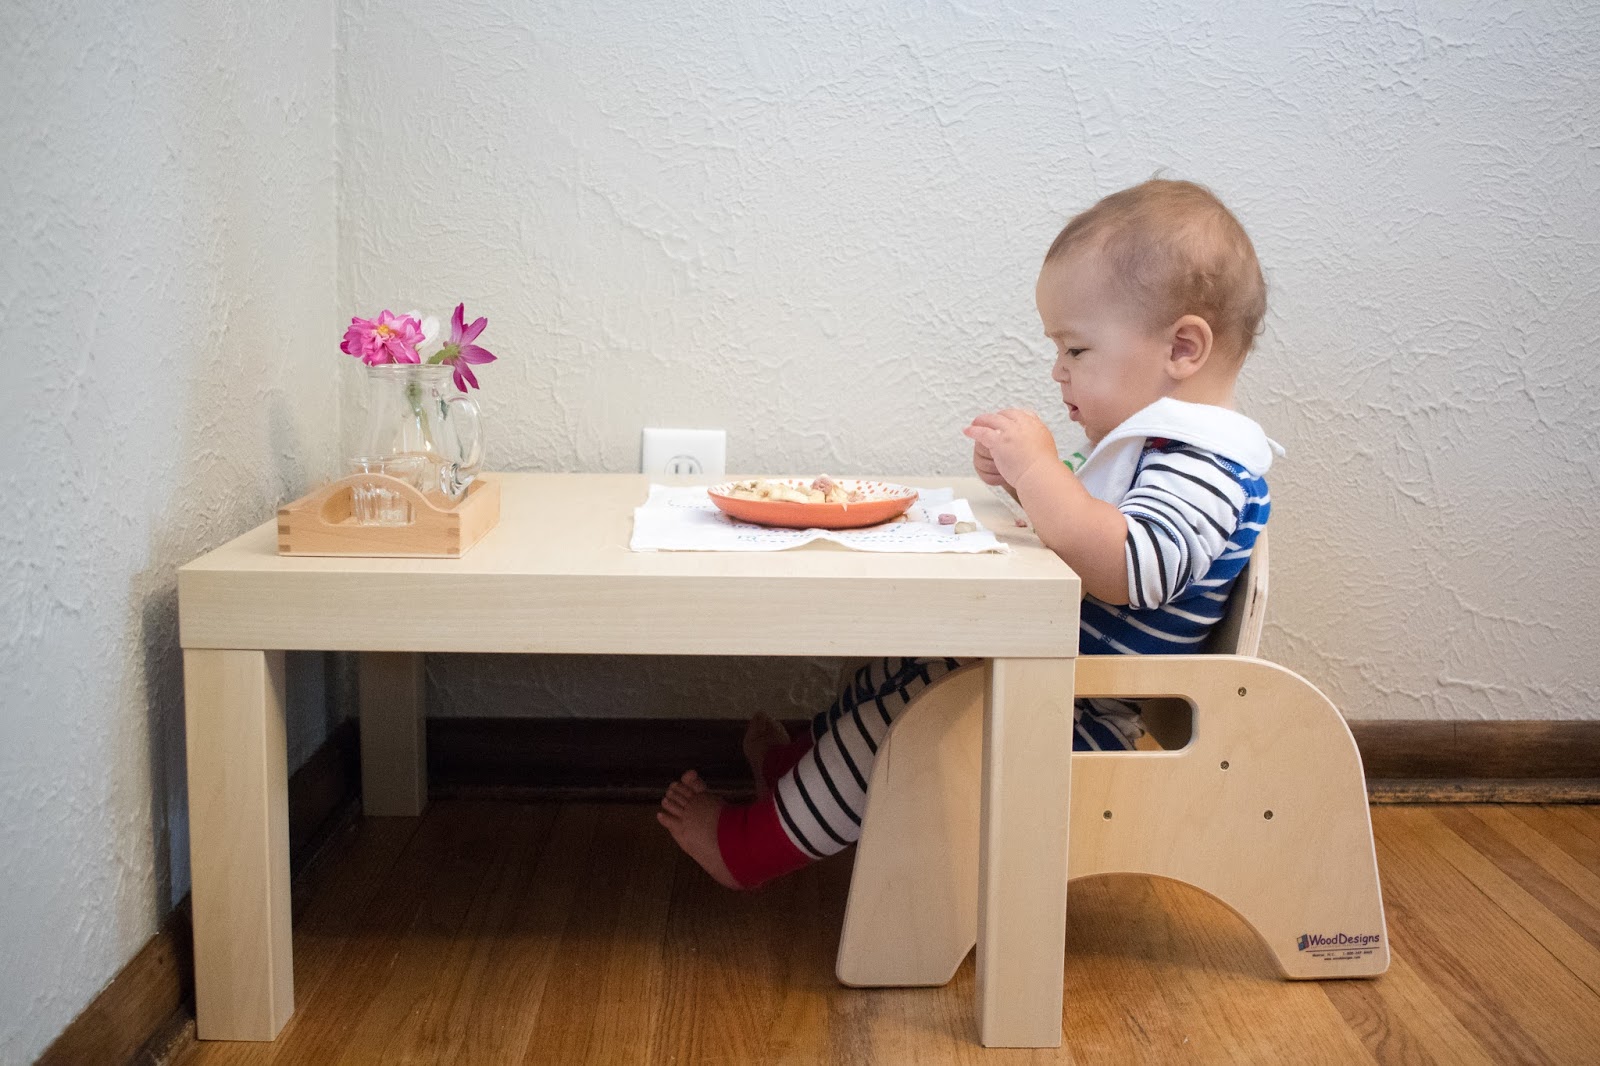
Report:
0,1,338,1060
340,0,1600,725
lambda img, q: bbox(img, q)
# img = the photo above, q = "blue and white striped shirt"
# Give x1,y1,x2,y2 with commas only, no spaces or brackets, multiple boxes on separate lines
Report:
1080,438,1271,656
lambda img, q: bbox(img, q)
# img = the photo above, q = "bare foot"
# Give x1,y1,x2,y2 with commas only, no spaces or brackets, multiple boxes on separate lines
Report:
657,770,740,889
742,712,791,797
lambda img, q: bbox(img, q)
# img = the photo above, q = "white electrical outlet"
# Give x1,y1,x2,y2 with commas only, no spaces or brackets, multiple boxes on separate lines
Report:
641,427,726,477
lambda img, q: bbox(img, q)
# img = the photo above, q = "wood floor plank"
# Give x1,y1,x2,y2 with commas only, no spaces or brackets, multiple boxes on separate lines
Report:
1320,950,1496,1066
1371,807,1600,1063
1558,804,1600,845
173,803,1600,1064
1413,807,1600,994
1440,807,1600,953
653,828,805,1064
380,802,571,1064
581,809,680,1064
514,805,674,1064
329,803,542,1065
285,818,423,1009
1148,877,1378,1066
1466,807,1600,908
1061,874,1257,1063
1516,805,1600,870
758,858,843,1066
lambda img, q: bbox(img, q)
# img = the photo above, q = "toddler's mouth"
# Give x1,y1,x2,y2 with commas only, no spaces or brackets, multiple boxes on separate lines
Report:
1065,403,1080,421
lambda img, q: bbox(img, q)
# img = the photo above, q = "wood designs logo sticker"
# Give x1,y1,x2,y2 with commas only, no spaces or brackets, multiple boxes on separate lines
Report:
1297,931,1382,961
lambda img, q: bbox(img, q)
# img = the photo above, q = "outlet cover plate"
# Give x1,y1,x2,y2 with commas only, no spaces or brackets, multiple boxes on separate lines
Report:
641,427,726,477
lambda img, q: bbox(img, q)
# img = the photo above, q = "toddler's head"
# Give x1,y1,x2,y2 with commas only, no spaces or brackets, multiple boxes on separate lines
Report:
1036,179,1266,446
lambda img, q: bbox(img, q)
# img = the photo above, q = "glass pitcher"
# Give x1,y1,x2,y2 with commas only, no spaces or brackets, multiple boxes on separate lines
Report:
360,364,483,503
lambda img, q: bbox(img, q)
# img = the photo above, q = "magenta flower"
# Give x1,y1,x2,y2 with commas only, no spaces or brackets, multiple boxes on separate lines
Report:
340,310,424,365
428,303,495,390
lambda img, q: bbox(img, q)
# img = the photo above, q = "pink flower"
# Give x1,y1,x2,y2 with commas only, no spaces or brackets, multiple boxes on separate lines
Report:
429,303,495,390
340,309,424,365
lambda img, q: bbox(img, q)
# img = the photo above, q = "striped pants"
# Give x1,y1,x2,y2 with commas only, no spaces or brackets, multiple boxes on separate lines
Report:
719,656,1135,887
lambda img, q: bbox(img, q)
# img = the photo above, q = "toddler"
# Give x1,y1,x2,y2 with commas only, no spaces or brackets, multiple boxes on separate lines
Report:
660,178,1278,889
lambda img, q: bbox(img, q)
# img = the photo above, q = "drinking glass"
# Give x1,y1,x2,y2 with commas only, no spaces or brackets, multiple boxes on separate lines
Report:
346,455,426,526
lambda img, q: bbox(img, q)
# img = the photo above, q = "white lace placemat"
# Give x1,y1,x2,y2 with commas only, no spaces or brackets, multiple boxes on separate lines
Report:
629,486,1011,553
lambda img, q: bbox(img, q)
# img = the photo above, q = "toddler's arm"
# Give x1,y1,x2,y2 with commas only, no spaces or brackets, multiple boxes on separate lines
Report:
964,410,1130,603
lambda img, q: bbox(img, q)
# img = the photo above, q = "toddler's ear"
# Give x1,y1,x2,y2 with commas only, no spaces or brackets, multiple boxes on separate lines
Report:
1168,315,1213,380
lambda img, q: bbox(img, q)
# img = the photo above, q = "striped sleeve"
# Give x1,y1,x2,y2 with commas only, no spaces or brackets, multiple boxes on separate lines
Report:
1119,443,1249,610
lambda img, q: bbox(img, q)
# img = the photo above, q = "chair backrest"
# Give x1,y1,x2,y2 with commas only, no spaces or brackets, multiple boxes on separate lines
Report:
1140,531,1270,750
1204,529,1269,656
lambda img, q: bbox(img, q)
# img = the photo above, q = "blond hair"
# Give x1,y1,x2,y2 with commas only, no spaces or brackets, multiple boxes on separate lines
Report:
1045,179,1266,357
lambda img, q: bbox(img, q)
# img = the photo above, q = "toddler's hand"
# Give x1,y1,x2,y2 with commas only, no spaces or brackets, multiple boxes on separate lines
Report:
963,409,1058,490
971,440,1007,487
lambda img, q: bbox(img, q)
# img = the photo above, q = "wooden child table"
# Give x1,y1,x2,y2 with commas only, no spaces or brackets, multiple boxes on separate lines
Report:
178,473,1080,1047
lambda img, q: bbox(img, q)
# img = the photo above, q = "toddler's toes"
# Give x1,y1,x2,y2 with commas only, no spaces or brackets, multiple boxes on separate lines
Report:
744,711,788,751
742,712,791,797
657,786,739,890
663,770,712,818
662,779,696,815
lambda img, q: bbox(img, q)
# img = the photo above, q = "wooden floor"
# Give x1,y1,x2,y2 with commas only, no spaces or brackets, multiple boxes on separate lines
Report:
175,801,1600,1065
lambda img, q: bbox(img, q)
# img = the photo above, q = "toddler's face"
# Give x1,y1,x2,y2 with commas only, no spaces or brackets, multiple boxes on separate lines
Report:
1035,249,1174,447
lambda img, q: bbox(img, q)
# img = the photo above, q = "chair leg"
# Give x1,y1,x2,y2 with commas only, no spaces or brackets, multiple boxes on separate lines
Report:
1070,656,1389,979
836,664,986,987
838,655,1389,987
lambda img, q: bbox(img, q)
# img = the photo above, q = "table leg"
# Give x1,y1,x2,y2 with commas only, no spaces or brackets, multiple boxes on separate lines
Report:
358,652,428,816
183,648,294,1040
977,657,1074,1047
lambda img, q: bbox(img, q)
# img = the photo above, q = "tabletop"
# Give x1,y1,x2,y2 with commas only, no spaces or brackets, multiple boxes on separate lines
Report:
179,473,1080,658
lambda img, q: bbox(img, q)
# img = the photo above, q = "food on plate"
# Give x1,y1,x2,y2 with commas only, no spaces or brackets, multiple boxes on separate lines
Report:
937,512,957,525
954,521,978,534
723,475,871,506
707,477,919,530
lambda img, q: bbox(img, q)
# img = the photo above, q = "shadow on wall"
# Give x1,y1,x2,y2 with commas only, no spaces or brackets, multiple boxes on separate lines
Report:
425,652,858,722
138,585,183,915
133,391,342,913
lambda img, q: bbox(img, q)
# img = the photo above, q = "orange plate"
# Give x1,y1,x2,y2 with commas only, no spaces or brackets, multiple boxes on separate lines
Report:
707,479,919,530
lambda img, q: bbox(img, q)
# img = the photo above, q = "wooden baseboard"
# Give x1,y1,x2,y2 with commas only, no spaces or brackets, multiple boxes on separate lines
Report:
1350,721,1600,803
429,717,757,797
1365,779,1600,803
1347,720,1600,779
430,717,1600,804
36,719,360,1066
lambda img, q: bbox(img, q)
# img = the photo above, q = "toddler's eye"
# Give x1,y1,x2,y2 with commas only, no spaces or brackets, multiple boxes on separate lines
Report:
1065,348,1086,358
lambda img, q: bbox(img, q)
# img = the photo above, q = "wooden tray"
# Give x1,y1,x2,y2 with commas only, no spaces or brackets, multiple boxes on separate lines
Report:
277,474,500,557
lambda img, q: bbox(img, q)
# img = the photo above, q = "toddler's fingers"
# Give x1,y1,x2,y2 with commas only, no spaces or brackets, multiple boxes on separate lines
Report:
967,411,1009,430
963,424,1001,449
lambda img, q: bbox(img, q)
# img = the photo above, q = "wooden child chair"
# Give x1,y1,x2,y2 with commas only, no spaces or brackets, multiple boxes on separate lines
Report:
835,533,1390,988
